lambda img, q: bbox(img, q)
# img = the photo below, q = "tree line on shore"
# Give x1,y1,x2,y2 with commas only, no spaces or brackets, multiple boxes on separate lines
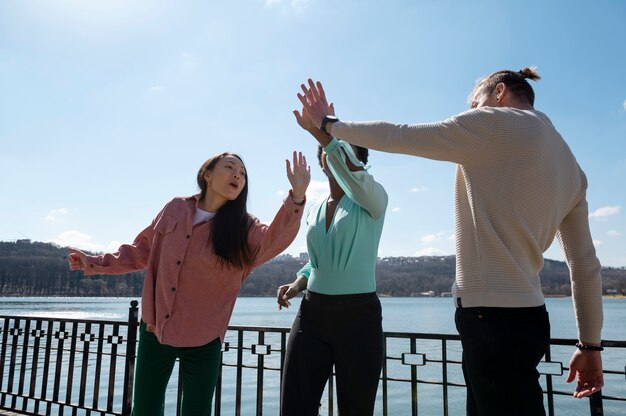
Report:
1,240,625,297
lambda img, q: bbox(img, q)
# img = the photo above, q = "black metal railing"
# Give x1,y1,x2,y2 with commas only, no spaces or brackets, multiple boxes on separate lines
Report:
0,301,139,416
1,301,624,415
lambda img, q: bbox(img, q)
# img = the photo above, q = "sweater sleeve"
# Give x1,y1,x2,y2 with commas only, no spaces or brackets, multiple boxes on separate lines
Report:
324,138,388,220
83,206,166,275
556,188,603,344
247,196,305,270
330,108,500,164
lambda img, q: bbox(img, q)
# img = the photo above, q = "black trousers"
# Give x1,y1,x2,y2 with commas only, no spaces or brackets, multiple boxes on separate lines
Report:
455,304,550,416
281,291,383,416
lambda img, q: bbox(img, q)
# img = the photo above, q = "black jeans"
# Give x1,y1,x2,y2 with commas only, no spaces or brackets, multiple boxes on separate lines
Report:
455,305,550,416
281,291,383,416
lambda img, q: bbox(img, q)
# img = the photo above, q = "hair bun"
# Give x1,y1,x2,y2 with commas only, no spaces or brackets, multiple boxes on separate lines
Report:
518,67,541,81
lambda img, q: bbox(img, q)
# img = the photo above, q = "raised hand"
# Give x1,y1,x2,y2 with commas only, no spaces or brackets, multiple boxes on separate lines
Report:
297,79,334,130
294,104,337,147
566,348,604,398
286,151,311,201
293,106,317,133
68,248,89,271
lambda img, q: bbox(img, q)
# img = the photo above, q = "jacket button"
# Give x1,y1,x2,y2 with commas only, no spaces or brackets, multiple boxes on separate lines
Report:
186,235,190,239
295,208,300,213
171,287,176,292
176,261,181,265
165,314,170,319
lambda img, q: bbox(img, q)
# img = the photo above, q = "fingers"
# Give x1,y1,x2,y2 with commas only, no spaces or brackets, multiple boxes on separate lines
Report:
317,81,327,102
574,379,604,398
566,368,575,383
276,286,291,310
68,248,83,270
297,92,308,108
285,158,293,180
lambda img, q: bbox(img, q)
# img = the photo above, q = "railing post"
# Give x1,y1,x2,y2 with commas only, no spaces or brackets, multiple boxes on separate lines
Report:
382,334,388,416
544,344,555,416
589,391,603,416
122,300,140,416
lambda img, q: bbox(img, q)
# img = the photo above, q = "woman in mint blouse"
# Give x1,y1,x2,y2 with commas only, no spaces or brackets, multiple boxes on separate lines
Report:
277,107,388,416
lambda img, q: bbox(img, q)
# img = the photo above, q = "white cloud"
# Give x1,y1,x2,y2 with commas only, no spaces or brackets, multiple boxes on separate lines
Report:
623,99,626,111
45,208,69,222
593,240,603,247
305,180,329,204
392,207,401,213
421,234,437,243
277,190,285,196
409,186,428,193
420,231,448,243
49,230,104,251
105,241,124,251
607,230,621,237
589,206,622,219
148,85,166,93
415,247,447,256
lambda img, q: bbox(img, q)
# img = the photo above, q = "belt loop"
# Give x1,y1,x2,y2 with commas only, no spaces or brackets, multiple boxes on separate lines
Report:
456,297,463,308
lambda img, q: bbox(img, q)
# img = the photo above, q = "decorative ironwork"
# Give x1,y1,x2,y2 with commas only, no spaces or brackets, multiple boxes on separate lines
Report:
0,300,139,416
1,303,625,416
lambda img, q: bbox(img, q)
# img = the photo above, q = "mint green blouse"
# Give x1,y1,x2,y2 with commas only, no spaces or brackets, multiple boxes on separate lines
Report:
297,138,388,295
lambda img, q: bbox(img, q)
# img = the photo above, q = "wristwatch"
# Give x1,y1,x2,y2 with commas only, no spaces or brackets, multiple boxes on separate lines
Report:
320,115,339,135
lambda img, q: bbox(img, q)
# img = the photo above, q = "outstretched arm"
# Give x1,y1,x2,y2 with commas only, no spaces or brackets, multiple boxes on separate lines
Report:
248,153,310,268
67,221,155,275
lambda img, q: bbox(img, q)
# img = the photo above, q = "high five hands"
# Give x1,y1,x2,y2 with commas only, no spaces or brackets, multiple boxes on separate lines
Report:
297,79,334,131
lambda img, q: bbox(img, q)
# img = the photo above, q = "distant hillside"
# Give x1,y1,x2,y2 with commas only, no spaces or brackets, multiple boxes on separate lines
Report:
0,240,624,297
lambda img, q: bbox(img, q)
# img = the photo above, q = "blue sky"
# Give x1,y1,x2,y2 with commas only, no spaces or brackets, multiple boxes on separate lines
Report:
1,0,625,267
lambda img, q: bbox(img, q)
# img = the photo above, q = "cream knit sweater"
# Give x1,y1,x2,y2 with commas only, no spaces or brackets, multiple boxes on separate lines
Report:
332,107,603,343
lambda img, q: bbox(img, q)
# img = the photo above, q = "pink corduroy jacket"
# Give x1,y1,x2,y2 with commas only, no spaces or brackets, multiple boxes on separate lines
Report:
84,194,304,347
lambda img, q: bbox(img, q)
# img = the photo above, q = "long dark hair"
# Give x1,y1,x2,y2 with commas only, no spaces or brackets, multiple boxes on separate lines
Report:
197,153,253,268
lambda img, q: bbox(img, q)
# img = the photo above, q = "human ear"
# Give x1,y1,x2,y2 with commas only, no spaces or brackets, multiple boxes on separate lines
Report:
495,82,507,102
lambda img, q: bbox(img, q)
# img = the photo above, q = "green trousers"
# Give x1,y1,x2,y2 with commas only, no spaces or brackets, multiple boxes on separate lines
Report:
132,321,222,416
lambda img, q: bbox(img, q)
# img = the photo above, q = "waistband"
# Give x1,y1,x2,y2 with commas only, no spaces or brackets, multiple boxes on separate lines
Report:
305,290,378,305
455,304,547,316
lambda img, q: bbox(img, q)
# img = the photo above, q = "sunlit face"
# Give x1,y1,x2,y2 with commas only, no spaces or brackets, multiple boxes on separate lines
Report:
205,156,247,201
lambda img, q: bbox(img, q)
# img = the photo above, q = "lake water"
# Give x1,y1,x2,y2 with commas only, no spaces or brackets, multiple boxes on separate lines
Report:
0,296,624,415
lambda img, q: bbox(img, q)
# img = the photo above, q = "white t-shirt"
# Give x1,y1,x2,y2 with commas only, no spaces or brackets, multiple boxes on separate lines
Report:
193,208,216,226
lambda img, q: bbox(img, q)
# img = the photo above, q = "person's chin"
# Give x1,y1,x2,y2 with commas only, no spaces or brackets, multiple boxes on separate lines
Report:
226,190,242,200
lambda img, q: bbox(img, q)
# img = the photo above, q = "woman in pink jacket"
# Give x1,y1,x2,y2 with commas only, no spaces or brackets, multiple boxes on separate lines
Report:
68,151,310,416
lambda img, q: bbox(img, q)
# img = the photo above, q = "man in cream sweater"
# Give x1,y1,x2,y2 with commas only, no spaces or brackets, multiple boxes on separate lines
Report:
297,68,603,416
